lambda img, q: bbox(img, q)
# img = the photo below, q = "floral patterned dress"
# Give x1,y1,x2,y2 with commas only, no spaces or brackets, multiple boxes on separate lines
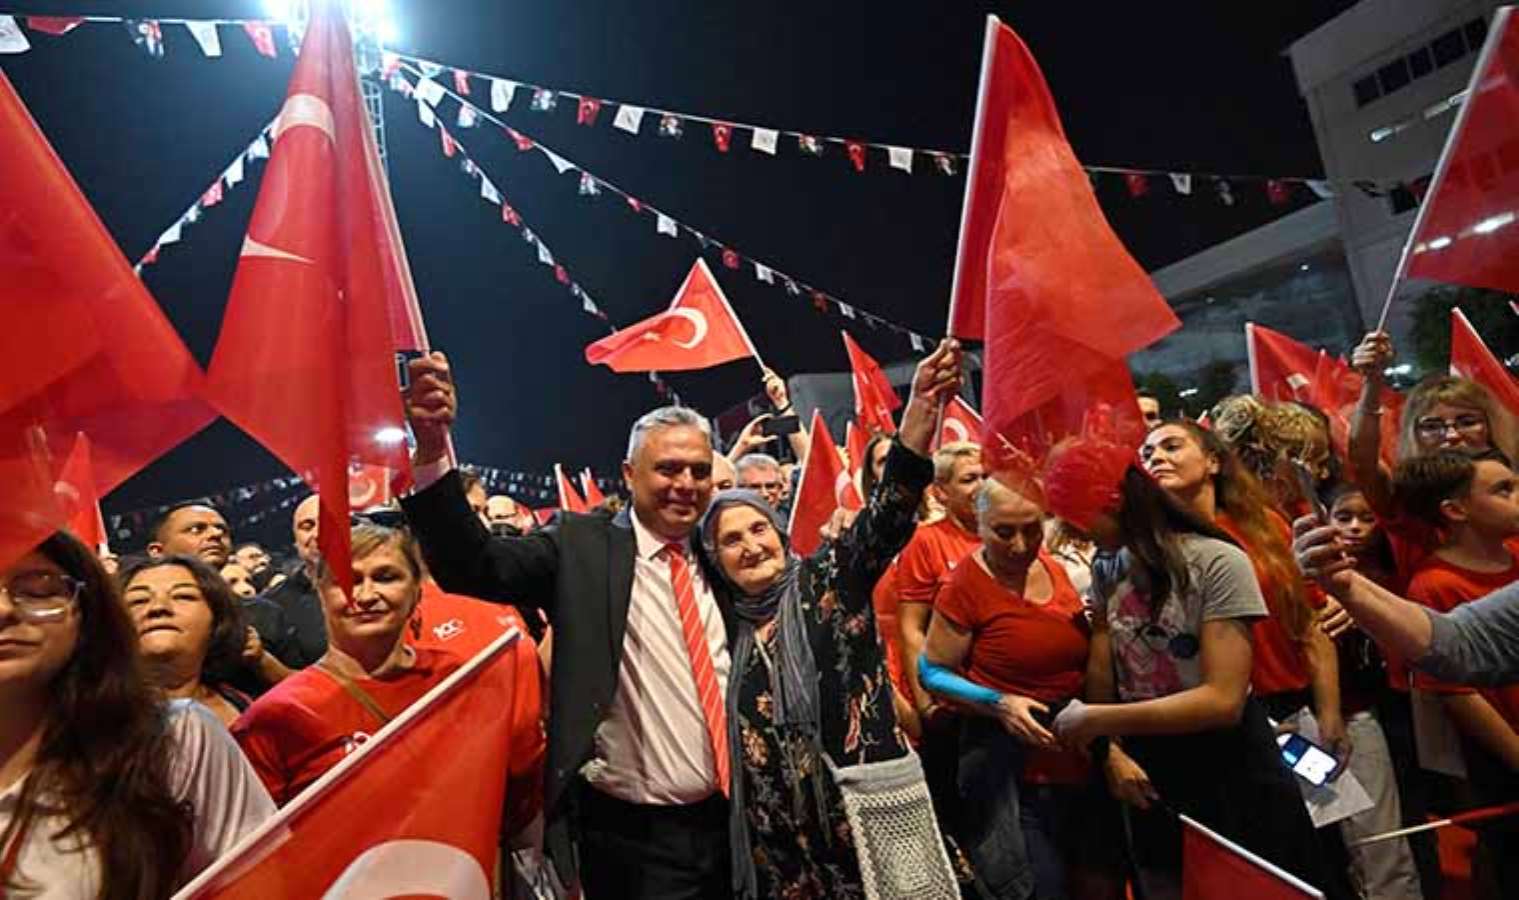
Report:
736,442,933,898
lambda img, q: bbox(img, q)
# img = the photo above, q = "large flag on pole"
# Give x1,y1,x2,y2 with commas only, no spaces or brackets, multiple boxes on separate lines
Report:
934,396,985,450
0,69,214,569
585,258,760,372
56,433,108,553
580,468,607,507
175,630,537,899
555,464,588,513
202,1,422,596
842,331,902,436
789,410,863,557
944,17,1178,526
1401,8,1519,298
1451,308,1519,420
1182,814,1323,899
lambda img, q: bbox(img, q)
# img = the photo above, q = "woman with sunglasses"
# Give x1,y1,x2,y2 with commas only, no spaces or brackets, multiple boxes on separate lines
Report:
1,532,274,898
1053,468,1327,899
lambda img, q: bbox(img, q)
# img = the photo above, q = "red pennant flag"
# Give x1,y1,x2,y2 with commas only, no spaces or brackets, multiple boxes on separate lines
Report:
440,128,457,158
554,264,570,285
576,96,602,126
721,248,740,270
789,411,864,557
947,16,1179,358
0,69,215,569
501,203,521,227
1265,179,1292,206
846,140,867,172
555,464,588,513
347,463,393,511
1403,8,1519,295
203,3,423,597
845,419,868,482
626,195,643,213
712,122,733,152
56,434,107,552
935,396,985,450
580,469,606,507
842,331,902,436
533,507,555,526
178,633,538,898
507,127,534,151
1451,308,1519,421
1123,172,1149,198
242,22,277,58
26,16,84,35
1182,815,1322,900
585,258,758,372
201,180,224,208
452,68,470,95
142,245,161,266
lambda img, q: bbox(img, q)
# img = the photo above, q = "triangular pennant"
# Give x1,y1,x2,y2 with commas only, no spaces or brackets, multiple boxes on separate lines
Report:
751,127,779,154
184,21,222,57
613,104,645,134
490,78,515,112
1169,172,1193,195
887,146,913,172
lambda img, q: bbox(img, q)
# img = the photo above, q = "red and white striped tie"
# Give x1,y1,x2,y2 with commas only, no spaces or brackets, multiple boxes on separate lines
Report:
663,542,730,797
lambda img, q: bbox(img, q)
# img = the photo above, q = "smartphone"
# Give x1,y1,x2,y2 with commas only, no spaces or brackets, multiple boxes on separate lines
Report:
761,414,802,438
1289,459,1329,523
1277,732,1343,786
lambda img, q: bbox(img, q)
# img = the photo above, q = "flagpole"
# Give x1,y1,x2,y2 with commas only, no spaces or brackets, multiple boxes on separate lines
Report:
171,629,521,899
1245,322,1262,395
1372,6,1510,333
1179,814,1325,898
1347,800,1519,848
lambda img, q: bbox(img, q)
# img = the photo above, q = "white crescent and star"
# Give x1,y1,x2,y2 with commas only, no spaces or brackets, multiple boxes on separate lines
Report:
322,840,490,900
943,418,972,444
667,308,709,349
834,471,857,507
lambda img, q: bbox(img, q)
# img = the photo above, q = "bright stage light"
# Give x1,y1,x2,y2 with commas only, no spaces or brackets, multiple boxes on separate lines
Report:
374,426,408,444
377,17,401,44
262,0,295,22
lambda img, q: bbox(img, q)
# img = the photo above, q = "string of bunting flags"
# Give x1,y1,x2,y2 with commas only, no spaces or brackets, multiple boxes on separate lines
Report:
134,121,276,272
0,13,293,59
394,61,940,353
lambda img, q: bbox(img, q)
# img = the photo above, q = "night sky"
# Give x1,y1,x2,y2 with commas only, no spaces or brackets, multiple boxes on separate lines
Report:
2,0,1359,547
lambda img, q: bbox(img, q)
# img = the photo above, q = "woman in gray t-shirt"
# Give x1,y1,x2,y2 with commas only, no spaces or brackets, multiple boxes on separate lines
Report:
1053,468,1330,899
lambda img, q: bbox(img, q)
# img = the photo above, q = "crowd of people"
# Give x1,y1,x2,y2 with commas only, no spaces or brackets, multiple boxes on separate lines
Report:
6,327,1519,899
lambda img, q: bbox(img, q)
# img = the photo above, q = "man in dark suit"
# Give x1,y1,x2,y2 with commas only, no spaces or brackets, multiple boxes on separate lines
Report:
401,351,735,899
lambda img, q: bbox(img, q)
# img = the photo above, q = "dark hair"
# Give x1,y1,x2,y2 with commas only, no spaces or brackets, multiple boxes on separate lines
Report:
1115,466,1238,616
117,554,248,685
1136,389,1157,401
458,469,484,496
1321,481,1398,575
146,500,224,547
1393,448,1512,527
860,433,893,503
1,532,193,899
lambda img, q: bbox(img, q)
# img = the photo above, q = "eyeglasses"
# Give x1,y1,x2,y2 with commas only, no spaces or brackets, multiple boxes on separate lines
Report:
1,572,83,623
1414,414,1487,439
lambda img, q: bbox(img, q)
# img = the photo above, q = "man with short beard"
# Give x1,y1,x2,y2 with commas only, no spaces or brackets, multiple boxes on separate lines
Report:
146,502,233,568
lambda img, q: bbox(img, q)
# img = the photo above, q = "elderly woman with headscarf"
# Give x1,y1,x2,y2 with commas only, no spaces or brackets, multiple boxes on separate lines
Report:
697,339,963,899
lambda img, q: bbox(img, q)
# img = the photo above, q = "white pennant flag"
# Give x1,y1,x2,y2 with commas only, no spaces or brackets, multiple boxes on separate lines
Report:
751,128,779,155
416,77,446,107
159,220,183,246
248,134,270,160
838,303,856,320
613,105,645,134
887,146,913,173
184,21,222,57
910,333,927,353
480,176,501,205
754,262,773,284
537,241,554,266
1169,173,1193,195
457,104,478,128
225,154,245,187
0,16,30,54
582,295,599,315
1305,179,1335,199
542,148,575,174
417,98,436,129
490,78,516,112
656,214,677,237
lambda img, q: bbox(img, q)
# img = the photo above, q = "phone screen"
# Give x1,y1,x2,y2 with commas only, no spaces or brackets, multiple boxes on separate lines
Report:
1277,733,1340,786
761,414,802,438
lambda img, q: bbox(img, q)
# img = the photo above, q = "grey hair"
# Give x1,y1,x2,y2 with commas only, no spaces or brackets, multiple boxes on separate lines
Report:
734,452,781,475
625,405,714,461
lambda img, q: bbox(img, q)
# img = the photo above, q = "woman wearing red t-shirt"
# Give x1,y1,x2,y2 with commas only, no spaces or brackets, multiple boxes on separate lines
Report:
233,524,467,805
921,479,1121,900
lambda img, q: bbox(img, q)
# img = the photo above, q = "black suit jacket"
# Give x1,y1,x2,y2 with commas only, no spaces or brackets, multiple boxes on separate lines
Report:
401,471,736,875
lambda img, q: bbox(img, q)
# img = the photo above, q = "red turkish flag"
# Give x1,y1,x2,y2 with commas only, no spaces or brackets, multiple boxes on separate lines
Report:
789,411,863,557
585,258,757,372
242,22,277,58
842,331,902,436
203,2,424,596
0,69,214,570
1182,815,1322,900
580,469,607,507
533,507,556,526
935,396,985,450
26,16,84,35
577,96,602,126
845,419,868,483
347,463,393,511
56,434,107,552
452,68,471,96
1404,8,1519,295
178,632,534,899
555,464,588,513
1123,172,1149,198
946,15,1179,356
1451,308,1519,420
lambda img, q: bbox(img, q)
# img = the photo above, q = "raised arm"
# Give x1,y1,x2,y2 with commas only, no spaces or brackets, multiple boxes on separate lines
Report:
763,368,810,461
1348,331,1396,514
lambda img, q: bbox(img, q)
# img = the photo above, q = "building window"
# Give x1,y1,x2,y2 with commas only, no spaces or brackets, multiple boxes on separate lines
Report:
1378,58,1412,94
1408,46,1434,78
1353,74,1381,107
1432,27,1466,66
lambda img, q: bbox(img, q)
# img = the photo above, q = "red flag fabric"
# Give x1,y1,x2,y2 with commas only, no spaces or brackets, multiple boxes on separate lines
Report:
846,140,867,172
26,16,83,35
203,2,420,596
1451,308,1519,420
178,632,536,899
1123,172,1149,198
580,469,607,507
56,434,107,552
555,464,588,513
1265,179,1293,206
0,69,215,569
1404,8,1519,295
585,258,757,372
201,180,224,208
1182,815,1322,900
533,507,555,526
242,22,277,58
347,463,393,511
576,96,602,126
935,396,985,450
789,411,864,557
721,248,740,270
842,331,902,436
845,419,868,483
452,68,470,96
712,122,733,152
946,15,1179,357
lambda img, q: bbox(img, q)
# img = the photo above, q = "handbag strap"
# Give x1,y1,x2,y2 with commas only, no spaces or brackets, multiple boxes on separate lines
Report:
316,661,393,727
